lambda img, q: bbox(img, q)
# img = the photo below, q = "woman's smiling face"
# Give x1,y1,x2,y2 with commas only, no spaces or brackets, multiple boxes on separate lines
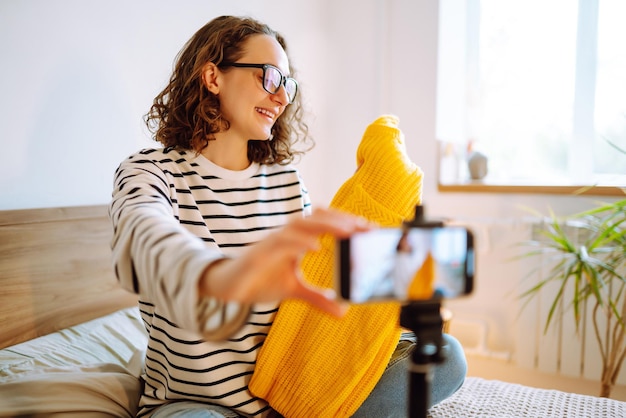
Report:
216,34,291,142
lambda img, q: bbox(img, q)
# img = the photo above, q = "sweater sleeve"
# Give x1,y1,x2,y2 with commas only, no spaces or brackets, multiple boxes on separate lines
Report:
108,151,250,340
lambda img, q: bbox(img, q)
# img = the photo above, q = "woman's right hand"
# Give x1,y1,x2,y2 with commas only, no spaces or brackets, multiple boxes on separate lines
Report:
198,208,373,317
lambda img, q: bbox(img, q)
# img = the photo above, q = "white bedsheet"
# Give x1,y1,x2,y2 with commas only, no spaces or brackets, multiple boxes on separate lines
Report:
1,307,147,378
0,307,147,417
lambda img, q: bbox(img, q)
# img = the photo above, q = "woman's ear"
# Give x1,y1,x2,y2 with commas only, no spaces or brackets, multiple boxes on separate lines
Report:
202,62,220,95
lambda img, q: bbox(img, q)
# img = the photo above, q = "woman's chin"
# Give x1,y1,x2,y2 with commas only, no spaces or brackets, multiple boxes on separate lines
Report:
250,132,273,141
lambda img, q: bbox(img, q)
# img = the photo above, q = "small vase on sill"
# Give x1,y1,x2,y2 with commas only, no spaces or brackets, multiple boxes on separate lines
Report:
468,151,488,180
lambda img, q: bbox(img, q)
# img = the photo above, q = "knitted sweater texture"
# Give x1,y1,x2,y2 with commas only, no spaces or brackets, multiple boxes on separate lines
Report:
249,115,424,417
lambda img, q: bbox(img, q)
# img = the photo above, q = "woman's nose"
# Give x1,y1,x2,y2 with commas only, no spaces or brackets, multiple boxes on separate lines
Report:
271,84,289,106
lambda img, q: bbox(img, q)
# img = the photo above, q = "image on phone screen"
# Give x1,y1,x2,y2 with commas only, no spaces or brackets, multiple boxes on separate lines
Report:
337,226,474,303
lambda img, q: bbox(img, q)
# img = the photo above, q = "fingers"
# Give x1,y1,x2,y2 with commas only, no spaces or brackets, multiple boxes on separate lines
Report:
288,208,374,239
200,207,371,314
270,209,368,317
260,208,374,257
279,209,370,317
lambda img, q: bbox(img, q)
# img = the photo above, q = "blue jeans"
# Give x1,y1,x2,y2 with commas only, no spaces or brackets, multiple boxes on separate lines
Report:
351,333,466,417
151,333,466,417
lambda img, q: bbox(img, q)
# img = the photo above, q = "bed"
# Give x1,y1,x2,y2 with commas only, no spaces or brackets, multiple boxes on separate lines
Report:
1,204,625,417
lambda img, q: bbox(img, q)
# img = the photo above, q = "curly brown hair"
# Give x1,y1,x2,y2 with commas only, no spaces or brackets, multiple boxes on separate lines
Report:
144,15,312,165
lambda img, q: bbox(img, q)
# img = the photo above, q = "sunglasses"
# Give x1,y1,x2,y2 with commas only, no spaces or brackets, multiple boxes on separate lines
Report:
220,63,298,104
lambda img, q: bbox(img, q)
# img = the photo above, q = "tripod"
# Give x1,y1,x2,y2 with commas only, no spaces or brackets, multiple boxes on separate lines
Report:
400,205,446,418
400,299,445,418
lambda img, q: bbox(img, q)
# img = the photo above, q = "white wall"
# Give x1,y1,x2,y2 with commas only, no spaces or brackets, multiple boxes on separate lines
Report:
0,0,327,209
2,0,620,374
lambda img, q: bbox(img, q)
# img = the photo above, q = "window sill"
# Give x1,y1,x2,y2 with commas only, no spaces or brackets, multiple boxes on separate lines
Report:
438,180,626,197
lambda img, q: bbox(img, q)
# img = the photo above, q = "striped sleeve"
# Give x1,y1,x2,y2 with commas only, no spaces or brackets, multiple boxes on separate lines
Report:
109,150,250,340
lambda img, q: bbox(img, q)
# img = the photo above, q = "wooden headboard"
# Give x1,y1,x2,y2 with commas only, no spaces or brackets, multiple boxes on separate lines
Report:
0,204,138,349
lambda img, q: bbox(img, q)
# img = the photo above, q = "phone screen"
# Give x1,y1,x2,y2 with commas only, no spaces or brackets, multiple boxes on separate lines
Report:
336,226,474,303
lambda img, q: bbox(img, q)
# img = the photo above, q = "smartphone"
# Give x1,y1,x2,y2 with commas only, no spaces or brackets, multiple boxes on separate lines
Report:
336,226,474,303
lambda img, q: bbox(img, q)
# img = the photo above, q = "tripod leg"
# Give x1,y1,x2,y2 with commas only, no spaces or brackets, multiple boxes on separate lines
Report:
400,301,444,418
408,362,433,418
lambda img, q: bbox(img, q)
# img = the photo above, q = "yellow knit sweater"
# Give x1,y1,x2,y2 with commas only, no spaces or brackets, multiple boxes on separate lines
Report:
249,115,423,417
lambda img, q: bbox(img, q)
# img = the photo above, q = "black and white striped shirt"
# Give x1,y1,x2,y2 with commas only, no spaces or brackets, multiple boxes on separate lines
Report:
109,147,311,417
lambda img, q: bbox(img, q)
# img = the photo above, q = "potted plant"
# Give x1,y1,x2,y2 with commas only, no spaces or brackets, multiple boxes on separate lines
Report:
520,144,626,398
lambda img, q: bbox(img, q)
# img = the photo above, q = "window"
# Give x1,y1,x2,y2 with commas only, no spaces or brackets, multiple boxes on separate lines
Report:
436,0,626,191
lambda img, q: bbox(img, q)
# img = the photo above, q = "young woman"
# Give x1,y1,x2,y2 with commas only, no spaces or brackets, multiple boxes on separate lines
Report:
109,15,465,417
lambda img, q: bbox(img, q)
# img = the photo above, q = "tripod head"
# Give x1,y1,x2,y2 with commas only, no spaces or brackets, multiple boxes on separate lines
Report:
403,205,444,229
